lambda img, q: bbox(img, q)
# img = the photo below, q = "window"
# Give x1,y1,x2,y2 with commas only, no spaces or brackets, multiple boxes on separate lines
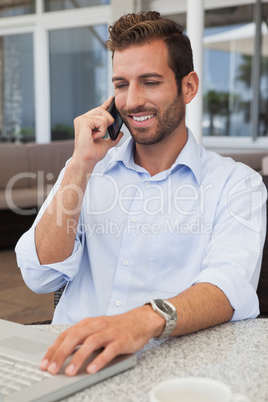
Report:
0,0,110,142
0,0,35,18
0,34,35,142
203,5,255,137
49,24,108,141
259,3,268,137
0,0,267,145
44,0,110,12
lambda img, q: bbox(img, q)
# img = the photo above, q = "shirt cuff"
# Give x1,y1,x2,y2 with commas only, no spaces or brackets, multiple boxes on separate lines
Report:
16,225,83,292
191,267,260,321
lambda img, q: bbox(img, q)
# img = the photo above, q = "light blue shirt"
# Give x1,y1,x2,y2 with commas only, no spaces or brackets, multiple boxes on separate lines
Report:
16,130,267,324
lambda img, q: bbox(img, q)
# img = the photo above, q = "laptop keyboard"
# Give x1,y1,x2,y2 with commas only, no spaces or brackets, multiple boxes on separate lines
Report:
0,354,52,397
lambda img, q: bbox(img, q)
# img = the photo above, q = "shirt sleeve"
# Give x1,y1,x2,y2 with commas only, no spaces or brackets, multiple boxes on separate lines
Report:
191,168,267,321
15,160,85,294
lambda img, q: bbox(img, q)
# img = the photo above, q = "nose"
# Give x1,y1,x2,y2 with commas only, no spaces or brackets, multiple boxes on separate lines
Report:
125,83,146,111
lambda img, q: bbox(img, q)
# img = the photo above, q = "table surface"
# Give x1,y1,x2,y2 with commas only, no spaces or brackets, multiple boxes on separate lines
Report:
37,318,268,402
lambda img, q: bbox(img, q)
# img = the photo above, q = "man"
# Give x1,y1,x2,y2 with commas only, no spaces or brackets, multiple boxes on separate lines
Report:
16,11,266,377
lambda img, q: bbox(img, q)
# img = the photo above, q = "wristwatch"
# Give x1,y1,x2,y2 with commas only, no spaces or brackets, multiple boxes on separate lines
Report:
146,299,177,340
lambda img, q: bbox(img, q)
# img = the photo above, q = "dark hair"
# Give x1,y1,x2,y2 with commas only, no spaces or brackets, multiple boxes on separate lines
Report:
105,11,194,93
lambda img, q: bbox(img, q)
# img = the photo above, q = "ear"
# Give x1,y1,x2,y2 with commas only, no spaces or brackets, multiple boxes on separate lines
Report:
181,71,199,104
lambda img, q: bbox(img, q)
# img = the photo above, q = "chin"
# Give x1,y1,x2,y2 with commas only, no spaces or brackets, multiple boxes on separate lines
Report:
128,128,158,144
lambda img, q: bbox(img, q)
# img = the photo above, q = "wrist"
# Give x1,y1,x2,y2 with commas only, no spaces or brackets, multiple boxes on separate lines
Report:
64,158,96,191
69,155,96,177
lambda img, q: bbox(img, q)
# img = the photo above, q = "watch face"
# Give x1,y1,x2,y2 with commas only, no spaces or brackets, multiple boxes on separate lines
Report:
155,299,173,314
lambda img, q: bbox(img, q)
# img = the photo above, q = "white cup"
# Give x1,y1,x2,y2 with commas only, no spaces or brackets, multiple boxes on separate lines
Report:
149,377,251,402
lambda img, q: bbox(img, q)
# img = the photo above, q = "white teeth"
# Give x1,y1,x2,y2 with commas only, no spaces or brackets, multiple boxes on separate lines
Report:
132,114,154,122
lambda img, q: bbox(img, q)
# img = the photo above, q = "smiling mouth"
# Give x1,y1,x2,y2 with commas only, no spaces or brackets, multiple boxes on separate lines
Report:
131,114,155,122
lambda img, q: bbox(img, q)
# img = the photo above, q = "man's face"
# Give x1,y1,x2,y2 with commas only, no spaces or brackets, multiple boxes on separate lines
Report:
112,40,185,145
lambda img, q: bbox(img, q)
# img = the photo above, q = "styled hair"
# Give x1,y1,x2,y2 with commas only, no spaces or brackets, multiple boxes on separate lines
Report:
105,11,194,93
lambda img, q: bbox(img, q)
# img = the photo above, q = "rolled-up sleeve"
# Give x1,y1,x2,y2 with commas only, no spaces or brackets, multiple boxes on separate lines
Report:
15,160,84,294
191,170,267,321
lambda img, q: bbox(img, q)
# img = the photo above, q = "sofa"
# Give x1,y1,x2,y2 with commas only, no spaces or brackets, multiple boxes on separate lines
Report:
0,140,74,249
212,150,268,172
1,145,266,213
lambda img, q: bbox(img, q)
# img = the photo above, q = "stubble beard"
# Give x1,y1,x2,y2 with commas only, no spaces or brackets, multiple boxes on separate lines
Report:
122,94,185,146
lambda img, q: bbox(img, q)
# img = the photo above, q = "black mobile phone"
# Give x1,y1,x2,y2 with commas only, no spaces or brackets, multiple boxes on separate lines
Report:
107,97,123,140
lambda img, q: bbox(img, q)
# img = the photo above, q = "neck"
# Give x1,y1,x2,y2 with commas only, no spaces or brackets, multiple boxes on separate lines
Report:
134,127,188,176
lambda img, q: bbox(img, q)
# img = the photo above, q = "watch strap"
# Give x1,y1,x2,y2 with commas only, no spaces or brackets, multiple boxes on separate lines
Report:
146,299,177,340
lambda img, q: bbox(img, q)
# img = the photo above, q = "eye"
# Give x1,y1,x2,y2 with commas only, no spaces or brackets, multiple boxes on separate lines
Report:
144,81,161,86
114,82,129,90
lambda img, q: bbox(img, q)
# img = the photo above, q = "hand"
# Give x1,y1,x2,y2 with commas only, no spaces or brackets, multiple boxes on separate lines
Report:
40,306,165,376
72,96,124,172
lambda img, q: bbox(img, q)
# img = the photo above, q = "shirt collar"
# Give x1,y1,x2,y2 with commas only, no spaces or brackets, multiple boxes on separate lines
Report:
103,138,143,174
103,128,202,185
174,129,202,185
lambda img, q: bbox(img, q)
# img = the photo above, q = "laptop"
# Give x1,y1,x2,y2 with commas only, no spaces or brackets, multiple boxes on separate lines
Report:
0,319,137,402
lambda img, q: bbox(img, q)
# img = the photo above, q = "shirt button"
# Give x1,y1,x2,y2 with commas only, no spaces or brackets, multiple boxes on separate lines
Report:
115,300,121,307
145,181,151,188
131,217,137,223
123,259,129,266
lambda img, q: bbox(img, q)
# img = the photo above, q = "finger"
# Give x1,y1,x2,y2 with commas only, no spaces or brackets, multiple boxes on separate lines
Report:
91,130,124,152
89,113,115,133
75,114,111,134
40,330,69,371
86,341,122,374
64,325,113,376
101,95,114,110
85,96,114,118
41,324,92,374
89,117,111,138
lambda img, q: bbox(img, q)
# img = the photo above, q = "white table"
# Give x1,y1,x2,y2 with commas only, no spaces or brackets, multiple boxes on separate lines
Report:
37,319,268,402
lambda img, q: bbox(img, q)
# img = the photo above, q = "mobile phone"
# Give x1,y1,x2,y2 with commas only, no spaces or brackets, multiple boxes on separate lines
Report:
107,97,123,140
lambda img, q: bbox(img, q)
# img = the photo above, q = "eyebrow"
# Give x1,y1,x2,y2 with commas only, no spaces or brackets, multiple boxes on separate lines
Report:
112,73,164,82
